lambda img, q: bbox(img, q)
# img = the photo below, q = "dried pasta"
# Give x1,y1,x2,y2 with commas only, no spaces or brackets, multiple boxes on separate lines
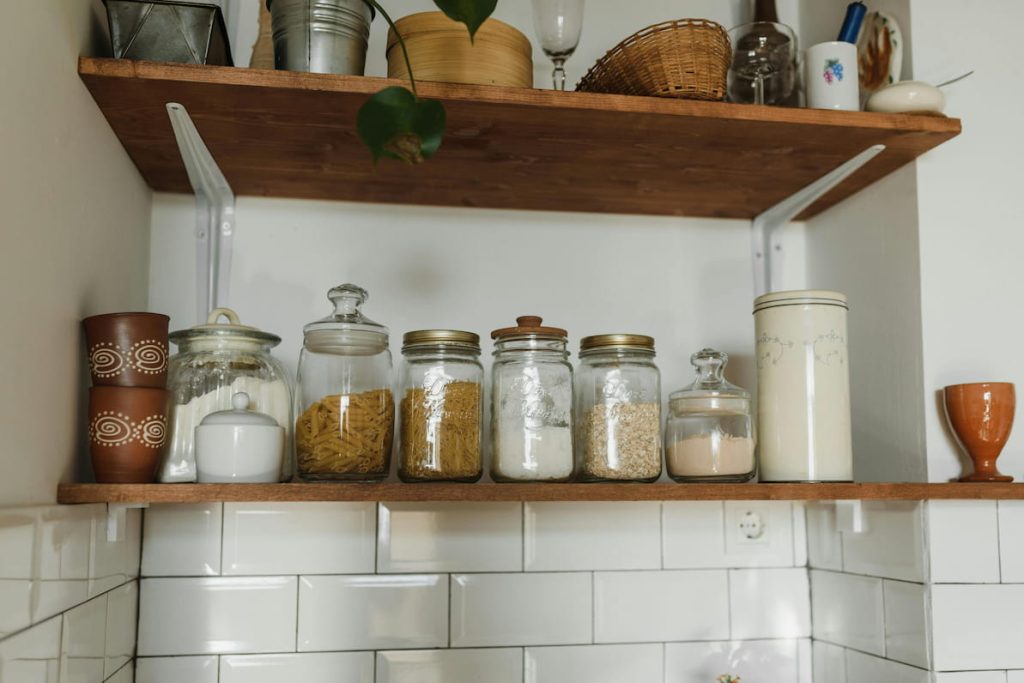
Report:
295,389,394,479
399,381,482,481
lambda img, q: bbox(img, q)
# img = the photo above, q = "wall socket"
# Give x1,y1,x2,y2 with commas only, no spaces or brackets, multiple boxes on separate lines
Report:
738,510,766,541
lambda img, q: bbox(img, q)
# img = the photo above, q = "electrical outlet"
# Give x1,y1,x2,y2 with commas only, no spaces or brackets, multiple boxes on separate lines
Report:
722,501,795,563
738,510,765,541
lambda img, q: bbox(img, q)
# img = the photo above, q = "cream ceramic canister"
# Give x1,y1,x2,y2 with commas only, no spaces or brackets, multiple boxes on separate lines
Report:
754,290,853,481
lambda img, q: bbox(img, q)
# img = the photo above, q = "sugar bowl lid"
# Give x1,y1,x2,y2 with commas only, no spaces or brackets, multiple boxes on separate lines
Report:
199,392,280,427
170,308,281,348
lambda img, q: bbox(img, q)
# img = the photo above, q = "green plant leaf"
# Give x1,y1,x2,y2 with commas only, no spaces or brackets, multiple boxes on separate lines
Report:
432,0,498,39
357,86,446,164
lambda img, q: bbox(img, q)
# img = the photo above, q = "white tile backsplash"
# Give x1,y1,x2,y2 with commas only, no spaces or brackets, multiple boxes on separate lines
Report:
104,582,138,678
665,639,805,683
221,652,374,683
998,501,1024,583
663,501,798,569
377,648,523,683
136,656,219,683
810,570,885,655
0,615,62,683
525,502,660,571
61,593,107,683
723,502,798,567
844,650,929,683
35,506,92,624
378,502,522,573
141,504,222,577
593,570,729,643
106,662,134,683
137,576,297,656
298,575,447,651
932,584,1024,671
222,502,375,575
730,568,811,639
841,502,925,582
812,641,847,683
525,644,662,683
883,580,929,669
451,572,592,647
928,500,1001,583
806,503,843,571
934,673,1009,683
89,507,141,597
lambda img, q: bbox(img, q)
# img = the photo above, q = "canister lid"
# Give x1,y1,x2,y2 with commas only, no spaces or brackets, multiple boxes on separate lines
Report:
403,329,480,350
169,308,281,348
491,316,567,341
669,348,750,406
303,284,389,352
199,392,281,427
579,334,655,353
753,289,848,313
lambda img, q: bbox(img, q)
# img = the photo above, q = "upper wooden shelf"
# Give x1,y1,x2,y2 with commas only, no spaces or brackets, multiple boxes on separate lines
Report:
79,57,960,220
57,482,1024,504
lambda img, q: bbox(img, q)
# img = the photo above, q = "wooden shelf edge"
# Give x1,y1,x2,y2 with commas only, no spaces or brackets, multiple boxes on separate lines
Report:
57,482,1024,504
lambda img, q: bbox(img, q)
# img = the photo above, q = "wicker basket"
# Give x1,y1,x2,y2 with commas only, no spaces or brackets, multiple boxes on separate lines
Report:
577,19,731,100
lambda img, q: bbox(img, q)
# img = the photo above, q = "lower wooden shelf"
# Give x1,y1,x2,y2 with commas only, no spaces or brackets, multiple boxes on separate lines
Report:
56,482,1024,504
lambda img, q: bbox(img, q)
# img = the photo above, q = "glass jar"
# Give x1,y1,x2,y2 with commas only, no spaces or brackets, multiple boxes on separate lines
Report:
398,330,484,482
575,335,662,482
665,348,756,482
163,308,292,483
295,284,394,481
490,316,574,482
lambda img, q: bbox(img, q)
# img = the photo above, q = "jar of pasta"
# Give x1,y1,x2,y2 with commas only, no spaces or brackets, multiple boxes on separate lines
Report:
295,284,394,481
398,330,483,482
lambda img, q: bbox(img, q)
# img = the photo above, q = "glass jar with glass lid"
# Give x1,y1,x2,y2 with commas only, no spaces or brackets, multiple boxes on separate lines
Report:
665,348,756,482
490,316,574,482
295,284,394,481
163,308,292,483
575,334,662,482
398,330,484,483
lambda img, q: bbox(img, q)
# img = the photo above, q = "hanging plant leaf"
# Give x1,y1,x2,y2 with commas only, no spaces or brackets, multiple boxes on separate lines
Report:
356,86,446,164
432,0,498,39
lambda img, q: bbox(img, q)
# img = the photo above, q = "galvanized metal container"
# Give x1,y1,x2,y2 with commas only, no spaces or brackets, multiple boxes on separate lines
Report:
267,0,374,75
104,0,233,66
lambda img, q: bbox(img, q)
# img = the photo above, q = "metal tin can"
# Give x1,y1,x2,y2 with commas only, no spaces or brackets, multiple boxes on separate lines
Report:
753,290,852,481
267,0,374,75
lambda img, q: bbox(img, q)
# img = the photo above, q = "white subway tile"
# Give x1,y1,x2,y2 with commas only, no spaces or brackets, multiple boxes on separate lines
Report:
841,502,925,582
662,502,796,569
999,501,1024,582
798,639,812,683
377,649,523,683
934,673,1008,683
451,573,591,647
843,650,928,683
806,503,843,571
593,570,728,643
1008,672,1024,683
810,570,884,655
666,639,801,683
104,582,137,678
221,653,374,683
0,577,34,637
298,575,447,651
136,656,218,683
928,500,1001,583
378,502,522,573
34,506,92,623
222,502,375,575
105,662,134,683
932,584,1024,670
525,502,660,571
883,580,929,669
793,503,808,566
0,615,62,683
0,506,34,636
812,641,847,683
525,644,661,683
141,504,222,576
61,593,108,683
730,568,810,639
137,576,297,656
90,507,142,597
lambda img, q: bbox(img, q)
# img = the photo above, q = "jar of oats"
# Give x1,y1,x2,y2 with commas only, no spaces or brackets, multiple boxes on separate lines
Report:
575,335,662,482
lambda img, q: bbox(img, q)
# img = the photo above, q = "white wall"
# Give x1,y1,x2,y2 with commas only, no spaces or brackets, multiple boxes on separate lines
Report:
0,0,151,505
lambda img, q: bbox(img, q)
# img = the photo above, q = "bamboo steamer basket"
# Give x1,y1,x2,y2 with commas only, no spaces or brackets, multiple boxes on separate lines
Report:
387,12,533,88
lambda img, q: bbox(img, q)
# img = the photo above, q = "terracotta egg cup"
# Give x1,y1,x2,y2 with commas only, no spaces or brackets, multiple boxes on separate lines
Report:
89,386,168,483
83,312,169,388
943,382,1016,483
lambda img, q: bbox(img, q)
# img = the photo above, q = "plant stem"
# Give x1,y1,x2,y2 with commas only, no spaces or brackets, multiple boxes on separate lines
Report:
365,0,418,97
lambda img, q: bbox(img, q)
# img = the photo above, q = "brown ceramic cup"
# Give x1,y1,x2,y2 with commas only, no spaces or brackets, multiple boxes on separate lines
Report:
944,382,1016,483
88,386,168,483
82,312,170,388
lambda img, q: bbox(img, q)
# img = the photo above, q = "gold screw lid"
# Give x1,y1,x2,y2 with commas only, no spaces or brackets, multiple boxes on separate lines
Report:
580,334,655,352
491,316,568,341
402,329,480,350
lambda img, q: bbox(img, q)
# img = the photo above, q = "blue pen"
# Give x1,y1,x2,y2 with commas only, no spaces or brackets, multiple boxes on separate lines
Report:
837,1,867,43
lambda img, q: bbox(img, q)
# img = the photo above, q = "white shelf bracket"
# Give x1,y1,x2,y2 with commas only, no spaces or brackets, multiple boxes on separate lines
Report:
834,499,868,535
106,503,149,542
166,102,236,323
752,144,885,297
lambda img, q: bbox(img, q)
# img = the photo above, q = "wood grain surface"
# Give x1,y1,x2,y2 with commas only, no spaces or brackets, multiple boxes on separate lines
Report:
78,57,960,220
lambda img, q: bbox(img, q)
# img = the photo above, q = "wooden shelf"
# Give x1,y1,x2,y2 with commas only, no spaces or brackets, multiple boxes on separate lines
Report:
57,482,1024,504
79,57,960,220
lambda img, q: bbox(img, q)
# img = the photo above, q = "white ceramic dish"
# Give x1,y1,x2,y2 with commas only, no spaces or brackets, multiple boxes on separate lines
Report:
195,392,285,483
866,81,946,114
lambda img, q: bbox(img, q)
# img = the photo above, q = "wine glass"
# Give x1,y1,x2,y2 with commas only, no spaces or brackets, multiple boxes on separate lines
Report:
531,0,585,91
728,22,797,105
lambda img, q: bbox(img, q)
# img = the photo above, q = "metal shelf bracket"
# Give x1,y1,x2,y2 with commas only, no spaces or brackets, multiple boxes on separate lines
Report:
166,102,236,323
834,499,868,534
752,144,885,296
106,502,149,542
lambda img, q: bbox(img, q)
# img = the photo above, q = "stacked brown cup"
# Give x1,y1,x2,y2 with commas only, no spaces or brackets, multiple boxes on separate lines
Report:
83,313,170,483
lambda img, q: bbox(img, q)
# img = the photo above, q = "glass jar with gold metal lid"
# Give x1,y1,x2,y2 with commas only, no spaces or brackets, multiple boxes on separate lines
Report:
575,334,662,482
398,329,484,482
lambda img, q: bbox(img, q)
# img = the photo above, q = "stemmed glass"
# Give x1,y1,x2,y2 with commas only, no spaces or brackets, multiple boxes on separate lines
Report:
728,22,797,105
531,0,585,91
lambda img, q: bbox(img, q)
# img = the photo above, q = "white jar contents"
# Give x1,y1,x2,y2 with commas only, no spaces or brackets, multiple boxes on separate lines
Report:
493,425,573,480
667,434,755,477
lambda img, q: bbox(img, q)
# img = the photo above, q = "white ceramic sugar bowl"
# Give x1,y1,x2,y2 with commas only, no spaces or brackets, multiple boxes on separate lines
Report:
195,392,285,483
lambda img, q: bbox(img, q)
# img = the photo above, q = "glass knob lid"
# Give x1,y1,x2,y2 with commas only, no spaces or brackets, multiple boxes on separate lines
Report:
671,347,749,400
304,283,388,334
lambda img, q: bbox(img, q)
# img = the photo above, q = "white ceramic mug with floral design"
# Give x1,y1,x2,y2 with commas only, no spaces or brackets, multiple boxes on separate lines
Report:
805,41,859,110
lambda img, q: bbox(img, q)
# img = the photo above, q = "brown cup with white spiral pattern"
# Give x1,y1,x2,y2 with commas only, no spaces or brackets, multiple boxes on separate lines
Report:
88,386,168,483
83,312,169,388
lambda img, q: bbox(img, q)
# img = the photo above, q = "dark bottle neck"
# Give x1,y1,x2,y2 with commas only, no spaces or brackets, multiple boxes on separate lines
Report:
754,0,779,22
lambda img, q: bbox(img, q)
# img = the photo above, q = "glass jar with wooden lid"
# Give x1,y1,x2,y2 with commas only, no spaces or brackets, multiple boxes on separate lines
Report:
398,330,484,483
575,334,662,482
